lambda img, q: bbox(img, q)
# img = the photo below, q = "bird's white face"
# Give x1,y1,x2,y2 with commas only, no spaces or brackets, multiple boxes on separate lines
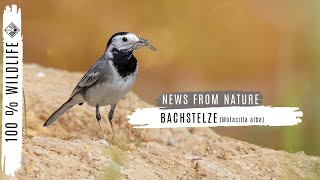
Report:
105,32,156,59
107,33,141,52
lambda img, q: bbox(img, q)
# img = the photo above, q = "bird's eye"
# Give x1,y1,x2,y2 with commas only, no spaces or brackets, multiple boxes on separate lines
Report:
122,37,127,42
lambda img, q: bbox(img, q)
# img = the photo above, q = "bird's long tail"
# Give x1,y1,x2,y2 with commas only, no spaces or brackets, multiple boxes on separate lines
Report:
43,100,75,127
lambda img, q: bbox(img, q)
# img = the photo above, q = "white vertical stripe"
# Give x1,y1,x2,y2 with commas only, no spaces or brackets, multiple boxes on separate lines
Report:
2,5,23,176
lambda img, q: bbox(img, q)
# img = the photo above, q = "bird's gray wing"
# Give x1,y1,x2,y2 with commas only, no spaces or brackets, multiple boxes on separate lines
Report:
70,70,101,97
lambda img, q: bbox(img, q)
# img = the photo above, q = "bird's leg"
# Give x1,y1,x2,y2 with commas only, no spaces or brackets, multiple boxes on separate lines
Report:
96,104,107,141
108,104,117,142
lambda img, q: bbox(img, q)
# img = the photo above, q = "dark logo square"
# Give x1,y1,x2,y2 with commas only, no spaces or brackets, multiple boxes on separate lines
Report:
4,22,20,38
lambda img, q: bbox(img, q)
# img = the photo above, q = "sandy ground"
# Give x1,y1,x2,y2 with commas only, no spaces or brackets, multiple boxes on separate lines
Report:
9,64,320,179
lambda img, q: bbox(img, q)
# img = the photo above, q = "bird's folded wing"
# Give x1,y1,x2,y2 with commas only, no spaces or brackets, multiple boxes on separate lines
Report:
70,71,101,97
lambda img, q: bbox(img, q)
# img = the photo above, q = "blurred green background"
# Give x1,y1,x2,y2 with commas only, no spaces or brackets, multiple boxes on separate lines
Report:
1,0,319,156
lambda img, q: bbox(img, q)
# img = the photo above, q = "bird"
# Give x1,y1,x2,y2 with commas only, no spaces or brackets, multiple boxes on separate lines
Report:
43,32,156,141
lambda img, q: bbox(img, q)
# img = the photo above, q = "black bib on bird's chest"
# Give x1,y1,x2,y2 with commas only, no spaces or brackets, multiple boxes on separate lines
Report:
111,48,137,78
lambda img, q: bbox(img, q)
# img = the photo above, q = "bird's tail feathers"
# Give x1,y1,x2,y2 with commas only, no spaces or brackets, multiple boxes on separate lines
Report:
43,100,75,127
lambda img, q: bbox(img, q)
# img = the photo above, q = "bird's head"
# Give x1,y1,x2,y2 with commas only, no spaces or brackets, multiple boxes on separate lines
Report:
105,32,156,59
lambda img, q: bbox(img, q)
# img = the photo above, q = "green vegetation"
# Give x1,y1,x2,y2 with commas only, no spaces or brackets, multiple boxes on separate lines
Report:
311,0,320,156
280,1,320,156
99,145,128,180
99,164,123,180
106,146,127,166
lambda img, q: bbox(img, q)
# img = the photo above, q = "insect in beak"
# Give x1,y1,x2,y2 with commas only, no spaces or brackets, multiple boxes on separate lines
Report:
128,37,157,60
138,37,157,51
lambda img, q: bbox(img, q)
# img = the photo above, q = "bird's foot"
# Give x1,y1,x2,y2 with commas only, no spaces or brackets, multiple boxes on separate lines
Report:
110,133,116,144
102,134,110,145
97,120,110,145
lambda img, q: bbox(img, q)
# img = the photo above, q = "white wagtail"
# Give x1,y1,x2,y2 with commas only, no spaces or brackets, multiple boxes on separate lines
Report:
43,32,156,141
